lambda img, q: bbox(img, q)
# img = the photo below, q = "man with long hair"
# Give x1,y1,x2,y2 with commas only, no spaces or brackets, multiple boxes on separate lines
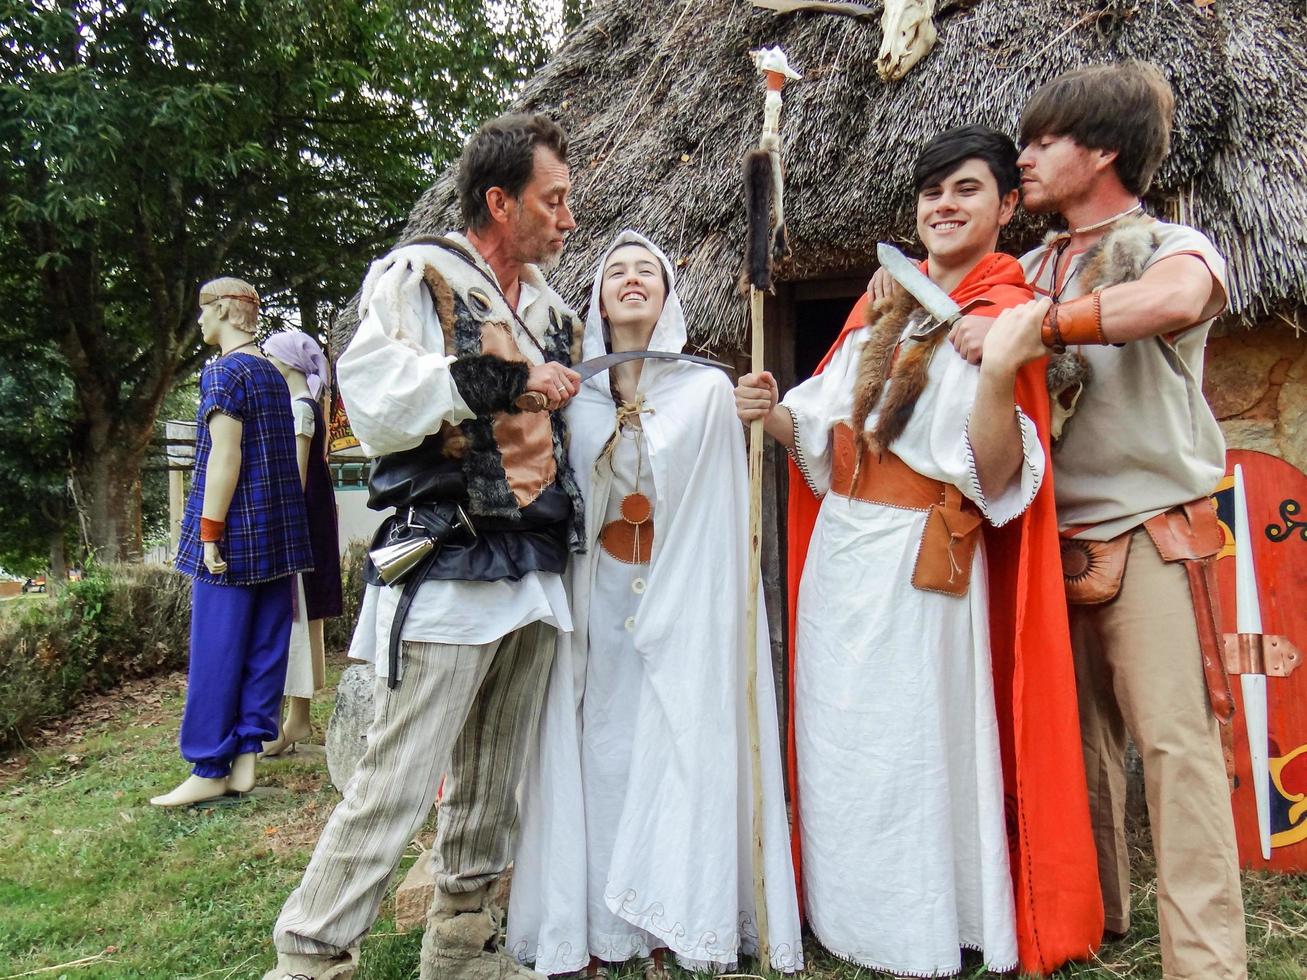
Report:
1002,62,1246,979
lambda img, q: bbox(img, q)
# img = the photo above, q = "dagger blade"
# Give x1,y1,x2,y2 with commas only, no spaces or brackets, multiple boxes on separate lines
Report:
876,243,963,326
1234,463,1273,860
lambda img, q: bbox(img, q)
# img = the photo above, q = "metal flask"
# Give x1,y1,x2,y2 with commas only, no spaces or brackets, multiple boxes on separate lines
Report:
369,504,475,585
371,532,435,585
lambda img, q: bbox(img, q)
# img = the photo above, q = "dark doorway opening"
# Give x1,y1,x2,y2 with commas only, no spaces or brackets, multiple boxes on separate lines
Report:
789,276,870,386
793,296,853,382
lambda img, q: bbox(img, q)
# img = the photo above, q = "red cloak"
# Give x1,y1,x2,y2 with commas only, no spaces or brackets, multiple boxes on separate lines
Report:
783,254,1104,974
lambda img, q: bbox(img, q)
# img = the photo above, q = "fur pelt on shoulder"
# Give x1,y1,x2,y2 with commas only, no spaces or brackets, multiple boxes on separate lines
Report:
1042,213,1163,441
1067,212,1163,292
851,289,937,453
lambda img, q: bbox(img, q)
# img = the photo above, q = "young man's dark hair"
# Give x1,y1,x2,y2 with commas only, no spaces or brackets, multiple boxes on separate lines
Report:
913,124,1020,197
457,113,570,230
1019,60,1173,196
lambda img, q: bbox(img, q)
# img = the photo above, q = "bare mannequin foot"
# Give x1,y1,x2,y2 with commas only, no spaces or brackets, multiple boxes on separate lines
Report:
228,751,257,793
150,774,229,807
262,698,312,756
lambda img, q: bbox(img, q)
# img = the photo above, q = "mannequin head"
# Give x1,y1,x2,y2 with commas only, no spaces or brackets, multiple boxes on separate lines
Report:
263,329,331,401
198,278,260,348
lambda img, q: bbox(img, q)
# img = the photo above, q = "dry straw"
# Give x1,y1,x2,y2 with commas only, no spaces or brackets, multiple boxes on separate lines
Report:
334,0,1307,352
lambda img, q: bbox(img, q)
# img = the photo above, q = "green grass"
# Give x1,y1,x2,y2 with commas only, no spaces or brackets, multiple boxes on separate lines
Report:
1,659,1304,980
0,591,49,618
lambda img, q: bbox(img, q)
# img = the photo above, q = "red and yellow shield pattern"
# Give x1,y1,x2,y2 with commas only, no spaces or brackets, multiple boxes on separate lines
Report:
1213,450,1307,870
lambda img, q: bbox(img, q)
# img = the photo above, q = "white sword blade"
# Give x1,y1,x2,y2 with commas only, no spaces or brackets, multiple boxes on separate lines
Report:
1233,463,1272,859
1233,465,1262,634
876,243,962,324
1242,673,1272,860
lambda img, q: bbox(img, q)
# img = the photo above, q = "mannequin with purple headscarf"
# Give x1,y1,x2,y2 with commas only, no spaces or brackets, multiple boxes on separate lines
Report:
263,329,343,755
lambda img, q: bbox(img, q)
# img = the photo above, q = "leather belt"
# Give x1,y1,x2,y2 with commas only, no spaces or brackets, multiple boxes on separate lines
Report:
830,421,961,511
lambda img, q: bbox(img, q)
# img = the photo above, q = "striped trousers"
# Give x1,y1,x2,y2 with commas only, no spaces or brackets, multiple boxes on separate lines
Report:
273,621,556,956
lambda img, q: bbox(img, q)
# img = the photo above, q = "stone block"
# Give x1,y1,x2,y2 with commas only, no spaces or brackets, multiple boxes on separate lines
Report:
1277,377,1307,474
395,851,435,933
394,853,515,934
326,663,375,793
1205,335,1277,419
1219,418,1279,457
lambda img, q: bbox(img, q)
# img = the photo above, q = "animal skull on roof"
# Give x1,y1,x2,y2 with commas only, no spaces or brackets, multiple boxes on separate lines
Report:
877,0,938,81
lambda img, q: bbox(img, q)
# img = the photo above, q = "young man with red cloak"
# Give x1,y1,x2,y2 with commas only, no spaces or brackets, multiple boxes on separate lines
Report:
735,125,1103,977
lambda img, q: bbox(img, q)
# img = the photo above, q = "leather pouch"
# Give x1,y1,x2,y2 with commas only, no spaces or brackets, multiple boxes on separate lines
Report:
1143,498,1223,562
912,492,983,597
1060,533,1131,604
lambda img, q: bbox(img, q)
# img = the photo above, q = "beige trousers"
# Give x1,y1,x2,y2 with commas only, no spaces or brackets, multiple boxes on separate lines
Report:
1070,530,1247,980
273,621,555,955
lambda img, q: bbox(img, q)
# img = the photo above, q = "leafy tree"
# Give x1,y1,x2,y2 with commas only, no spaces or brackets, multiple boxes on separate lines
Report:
563,0,591,31
0,0,551,565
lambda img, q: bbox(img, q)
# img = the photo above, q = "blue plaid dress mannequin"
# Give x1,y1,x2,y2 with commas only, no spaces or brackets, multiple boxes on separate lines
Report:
168,349,314,781
176,351,312,583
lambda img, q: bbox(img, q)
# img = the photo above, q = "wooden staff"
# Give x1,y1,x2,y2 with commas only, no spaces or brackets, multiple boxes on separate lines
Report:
742,44,799,967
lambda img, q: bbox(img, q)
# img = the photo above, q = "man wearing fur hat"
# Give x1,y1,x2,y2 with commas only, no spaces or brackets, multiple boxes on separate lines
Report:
1004,62,1246,979
264,113,583,980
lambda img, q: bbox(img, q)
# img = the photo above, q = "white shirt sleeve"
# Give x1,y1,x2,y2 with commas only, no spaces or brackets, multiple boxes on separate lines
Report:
337,247,475,458
780,327,866,496
962,408,1045,527
291,398,316,439
886,345,1045,528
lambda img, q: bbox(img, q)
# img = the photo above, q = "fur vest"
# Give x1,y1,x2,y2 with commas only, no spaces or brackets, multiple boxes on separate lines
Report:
412,237,586,552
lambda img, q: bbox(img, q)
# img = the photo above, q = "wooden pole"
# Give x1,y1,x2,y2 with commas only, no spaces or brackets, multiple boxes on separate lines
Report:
745,284,770,963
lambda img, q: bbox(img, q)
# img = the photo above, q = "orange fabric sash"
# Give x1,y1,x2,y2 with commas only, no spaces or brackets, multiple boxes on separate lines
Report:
784,253,1104,974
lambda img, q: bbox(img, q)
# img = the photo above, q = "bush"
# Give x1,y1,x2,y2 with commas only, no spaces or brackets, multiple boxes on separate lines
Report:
0,564,191,751
0,549,369,753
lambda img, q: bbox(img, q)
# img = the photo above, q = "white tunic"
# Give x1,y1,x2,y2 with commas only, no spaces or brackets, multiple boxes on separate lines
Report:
582,426,662,959
783,323,1044,977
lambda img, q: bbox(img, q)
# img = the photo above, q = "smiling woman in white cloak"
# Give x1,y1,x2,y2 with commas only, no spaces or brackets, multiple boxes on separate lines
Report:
506,230,803,977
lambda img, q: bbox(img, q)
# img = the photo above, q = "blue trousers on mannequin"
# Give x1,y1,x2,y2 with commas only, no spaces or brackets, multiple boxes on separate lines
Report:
181,577,293,778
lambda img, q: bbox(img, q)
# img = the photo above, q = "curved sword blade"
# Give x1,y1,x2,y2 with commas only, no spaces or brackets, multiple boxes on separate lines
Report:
877,242,962,325
574,349,732,382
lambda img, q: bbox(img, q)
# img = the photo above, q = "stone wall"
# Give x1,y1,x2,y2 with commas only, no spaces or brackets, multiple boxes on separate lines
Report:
1205,320,1307,469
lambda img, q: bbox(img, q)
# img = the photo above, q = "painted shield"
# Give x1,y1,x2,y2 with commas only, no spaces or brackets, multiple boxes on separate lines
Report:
1213,450,1307,871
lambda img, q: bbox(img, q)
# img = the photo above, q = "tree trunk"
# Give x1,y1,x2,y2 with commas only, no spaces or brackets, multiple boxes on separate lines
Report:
47,530,67,593
71,413,152,563
297,282,321,341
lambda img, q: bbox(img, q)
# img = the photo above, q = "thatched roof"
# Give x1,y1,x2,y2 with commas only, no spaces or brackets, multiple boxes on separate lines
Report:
340,0,1307,350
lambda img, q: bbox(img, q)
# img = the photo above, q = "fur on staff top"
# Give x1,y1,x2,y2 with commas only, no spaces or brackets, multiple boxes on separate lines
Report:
741,147,775,292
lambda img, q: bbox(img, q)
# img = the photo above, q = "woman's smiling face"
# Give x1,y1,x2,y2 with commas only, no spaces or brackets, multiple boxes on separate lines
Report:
600,244,667,331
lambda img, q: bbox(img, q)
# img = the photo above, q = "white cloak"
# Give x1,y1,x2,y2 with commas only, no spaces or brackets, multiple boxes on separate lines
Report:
507,231,803,974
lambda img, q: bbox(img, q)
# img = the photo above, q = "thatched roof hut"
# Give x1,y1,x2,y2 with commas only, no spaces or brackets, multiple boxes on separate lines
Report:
329,0,1307,695
345,0,1305,359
